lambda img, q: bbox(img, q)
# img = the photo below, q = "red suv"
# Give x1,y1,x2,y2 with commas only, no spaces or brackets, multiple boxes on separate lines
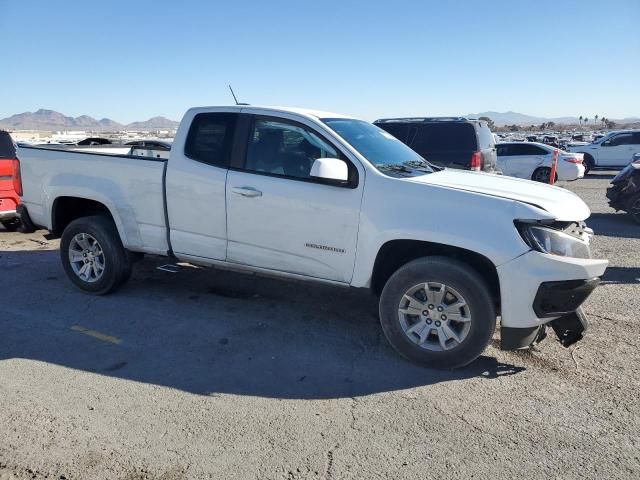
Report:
0,131,21,231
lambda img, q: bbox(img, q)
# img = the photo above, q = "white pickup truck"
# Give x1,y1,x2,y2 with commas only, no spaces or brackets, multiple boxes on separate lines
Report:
17,106,608,368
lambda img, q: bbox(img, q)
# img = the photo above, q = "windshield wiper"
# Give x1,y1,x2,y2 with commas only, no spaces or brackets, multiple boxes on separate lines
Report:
376,164,417,176
403,159,442,172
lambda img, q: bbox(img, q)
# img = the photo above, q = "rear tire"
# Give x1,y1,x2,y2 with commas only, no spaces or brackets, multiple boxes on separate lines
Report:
531,167,557,183
60,215,133,295
379,257,496,369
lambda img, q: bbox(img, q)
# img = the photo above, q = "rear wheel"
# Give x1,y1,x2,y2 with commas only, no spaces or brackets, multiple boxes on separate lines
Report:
60,215,133,295
379,257,496,369
531,167,557,183
627,194,640,225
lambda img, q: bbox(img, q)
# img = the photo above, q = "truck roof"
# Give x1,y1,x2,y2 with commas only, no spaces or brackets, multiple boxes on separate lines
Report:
186,105,353,121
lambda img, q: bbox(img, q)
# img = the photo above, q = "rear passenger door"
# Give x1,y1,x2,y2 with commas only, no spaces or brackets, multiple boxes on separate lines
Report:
165,111,237,260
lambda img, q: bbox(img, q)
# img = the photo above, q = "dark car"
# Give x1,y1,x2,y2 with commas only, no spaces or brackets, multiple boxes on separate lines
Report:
77,137,112,146
125,140,172,151
373,117,497,172
606,153,640,224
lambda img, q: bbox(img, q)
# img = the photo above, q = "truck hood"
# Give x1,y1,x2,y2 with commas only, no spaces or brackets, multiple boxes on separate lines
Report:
409,170,591,221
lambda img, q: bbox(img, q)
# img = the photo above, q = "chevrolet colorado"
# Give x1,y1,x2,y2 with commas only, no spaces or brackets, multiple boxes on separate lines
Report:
16,106,608,368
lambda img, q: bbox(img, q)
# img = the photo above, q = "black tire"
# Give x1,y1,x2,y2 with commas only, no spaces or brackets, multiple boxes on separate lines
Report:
1,218,20,232
379,257,496,369
531,167,557,183
60,215,132,295
627,194,640,225
582,154,594,175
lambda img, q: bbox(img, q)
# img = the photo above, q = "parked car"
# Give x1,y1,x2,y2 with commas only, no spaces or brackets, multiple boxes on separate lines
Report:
606,153,640,224
0,130,21,231
125,140,172,159
373,117,497,172
77,137,112,146
542,135,559,148
497,142,584,182
568,130,640,173
17,106,607,368
125,140,172,151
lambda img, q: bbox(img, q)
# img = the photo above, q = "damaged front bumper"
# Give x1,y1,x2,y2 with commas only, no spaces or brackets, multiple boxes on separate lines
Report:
501,276,599,350
501,307,589,350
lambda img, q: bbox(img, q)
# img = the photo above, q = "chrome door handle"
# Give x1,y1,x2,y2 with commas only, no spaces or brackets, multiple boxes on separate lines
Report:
231,186,262,198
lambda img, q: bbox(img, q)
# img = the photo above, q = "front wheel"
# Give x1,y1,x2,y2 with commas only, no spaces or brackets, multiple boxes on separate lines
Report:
379,257,496,369
60,215,133,295
582,154,594,175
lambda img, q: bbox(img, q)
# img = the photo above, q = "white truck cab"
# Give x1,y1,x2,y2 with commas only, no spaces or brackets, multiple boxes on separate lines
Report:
568,130,640,173
16,106,608,368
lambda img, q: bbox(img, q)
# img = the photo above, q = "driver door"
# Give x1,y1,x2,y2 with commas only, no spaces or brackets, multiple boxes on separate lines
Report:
600,133,634,167
225,115,364,283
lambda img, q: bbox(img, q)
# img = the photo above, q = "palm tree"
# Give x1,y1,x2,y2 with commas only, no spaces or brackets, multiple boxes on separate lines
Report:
595,114,599,126
579,115,583,126
584,117,589,128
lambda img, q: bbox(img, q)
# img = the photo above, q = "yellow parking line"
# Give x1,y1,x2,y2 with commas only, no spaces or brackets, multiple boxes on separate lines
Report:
71,325,122,345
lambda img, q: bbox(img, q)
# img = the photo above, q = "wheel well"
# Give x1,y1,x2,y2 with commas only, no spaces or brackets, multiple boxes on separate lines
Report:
371,240,500,309
51,197,113,237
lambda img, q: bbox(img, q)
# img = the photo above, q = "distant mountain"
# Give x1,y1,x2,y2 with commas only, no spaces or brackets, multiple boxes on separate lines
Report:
0,109,179,131
466,111,640,126
126,116,180,130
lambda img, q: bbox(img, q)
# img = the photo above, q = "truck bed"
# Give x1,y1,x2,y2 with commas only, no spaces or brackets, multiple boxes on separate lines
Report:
18,146,170,254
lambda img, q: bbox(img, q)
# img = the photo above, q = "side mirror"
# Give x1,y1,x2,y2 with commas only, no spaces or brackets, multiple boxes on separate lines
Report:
310,158,348,184
602,140,612,146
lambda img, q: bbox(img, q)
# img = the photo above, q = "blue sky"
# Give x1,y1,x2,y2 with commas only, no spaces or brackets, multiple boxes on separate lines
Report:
1,0,638,123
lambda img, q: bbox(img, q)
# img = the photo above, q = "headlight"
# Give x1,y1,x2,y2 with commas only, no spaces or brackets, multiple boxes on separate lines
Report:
517,224,591,259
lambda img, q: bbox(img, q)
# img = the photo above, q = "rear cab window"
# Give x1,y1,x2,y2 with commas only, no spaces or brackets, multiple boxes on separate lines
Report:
184,113,238,167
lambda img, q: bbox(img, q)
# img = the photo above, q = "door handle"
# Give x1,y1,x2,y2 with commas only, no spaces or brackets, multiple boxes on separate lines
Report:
231,186,262,198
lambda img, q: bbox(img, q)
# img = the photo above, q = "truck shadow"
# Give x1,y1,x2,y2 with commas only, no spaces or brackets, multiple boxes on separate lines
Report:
0,249,525,399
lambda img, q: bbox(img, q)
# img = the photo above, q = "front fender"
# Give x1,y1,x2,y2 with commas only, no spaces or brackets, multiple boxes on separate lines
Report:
350,177,553,288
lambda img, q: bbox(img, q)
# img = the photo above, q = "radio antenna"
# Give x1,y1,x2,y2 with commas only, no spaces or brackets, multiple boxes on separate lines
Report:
228,85,249,105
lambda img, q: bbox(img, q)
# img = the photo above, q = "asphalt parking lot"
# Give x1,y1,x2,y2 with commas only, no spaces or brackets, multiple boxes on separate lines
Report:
1,173,639,480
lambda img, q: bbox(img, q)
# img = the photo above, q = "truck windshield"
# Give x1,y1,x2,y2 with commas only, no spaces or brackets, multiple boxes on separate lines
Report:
322,118,436,176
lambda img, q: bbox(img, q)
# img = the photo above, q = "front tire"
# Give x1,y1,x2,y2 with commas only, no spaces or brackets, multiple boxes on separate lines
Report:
60,215,133,295
582,154,594,175
379,257,496,369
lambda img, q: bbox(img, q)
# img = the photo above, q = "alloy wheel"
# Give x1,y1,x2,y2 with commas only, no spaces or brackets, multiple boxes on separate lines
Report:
68,233,106,283
397,282,472,352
